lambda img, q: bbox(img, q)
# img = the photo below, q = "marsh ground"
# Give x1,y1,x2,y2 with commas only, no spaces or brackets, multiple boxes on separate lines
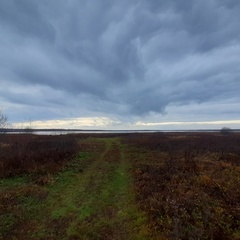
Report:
0,133,240,239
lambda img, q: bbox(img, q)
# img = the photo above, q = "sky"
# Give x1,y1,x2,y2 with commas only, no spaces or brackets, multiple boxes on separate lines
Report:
0,0,240,130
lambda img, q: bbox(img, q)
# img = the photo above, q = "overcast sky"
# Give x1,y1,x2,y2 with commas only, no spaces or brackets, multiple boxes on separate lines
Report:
1,0,240,130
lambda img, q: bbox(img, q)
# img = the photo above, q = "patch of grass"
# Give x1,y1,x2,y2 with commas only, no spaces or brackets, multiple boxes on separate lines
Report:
30,226,48,239
0,214,16,235
0,183,49,239
77,139,148,239
0,175,29,189
65,140,150,239
0,137,98,239
64,151,94,173
0,135,157,239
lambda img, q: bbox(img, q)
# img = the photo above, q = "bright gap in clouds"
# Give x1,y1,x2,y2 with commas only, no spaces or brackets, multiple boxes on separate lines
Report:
13,117,121,130
13,118,240,131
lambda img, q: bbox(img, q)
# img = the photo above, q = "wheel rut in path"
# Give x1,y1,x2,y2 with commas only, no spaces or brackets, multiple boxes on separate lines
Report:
43,137,149,240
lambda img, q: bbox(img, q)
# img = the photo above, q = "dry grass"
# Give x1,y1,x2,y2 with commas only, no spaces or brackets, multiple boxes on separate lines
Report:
124,132,240,240
1,132,240,239
0,134,79,177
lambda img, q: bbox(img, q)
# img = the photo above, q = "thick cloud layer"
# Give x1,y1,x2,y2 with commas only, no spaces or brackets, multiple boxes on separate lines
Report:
0,0,240,128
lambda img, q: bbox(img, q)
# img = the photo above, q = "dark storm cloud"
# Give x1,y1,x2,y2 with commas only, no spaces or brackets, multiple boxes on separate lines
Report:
0,0,56,43
1,0,240,119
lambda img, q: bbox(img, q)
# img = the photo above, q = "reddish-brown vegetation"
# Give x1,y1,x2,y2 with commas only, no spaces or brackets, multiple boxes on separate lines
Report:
1,132,240,239
0,134,79,177
124,132,240,240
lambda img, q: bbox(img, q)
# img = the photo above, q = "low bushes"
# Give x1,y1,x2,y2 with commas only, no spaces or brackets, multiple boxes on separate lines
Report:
0,134,78,177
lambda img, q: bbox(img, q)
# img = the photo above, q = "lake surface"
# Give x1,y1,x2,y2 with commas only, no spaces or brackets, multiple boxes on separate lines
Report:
4,129,231,135
33,130,162,135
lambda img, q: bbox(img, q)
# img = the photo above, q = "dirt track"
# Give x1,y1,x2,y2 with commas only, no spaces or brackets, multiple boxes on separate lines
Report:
0,137,148,240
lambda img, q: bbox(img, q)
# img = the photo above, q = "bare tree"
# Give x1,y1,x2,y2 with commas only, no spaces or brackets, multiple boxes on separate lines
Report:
0,110,8,144
0,110,8,129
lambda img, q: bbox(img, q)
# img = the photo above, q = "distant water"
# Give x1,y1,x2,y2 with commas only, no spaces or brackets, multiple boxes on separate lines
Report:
5,129,232,135
34,130,162,135
5,130,162,135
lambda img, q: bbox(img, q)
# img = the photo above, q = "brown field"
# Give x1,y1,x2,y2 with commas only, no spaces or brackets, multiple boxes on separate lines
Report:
0,132,240,239
123,132,240,239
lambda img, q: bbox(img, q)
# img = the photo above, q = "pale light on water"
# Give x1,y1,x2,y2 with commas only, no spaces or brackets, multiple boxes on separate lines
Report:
5,129,233,135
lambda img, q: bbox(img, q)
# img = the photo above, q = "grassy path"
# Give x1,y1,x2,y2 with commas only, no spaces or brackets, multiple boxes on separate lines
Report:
0,137,149,240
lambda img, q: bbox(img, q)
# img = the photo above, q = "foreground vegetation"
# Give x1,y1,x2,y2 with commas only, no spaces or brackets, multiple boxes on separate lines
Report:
0,132,240,239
